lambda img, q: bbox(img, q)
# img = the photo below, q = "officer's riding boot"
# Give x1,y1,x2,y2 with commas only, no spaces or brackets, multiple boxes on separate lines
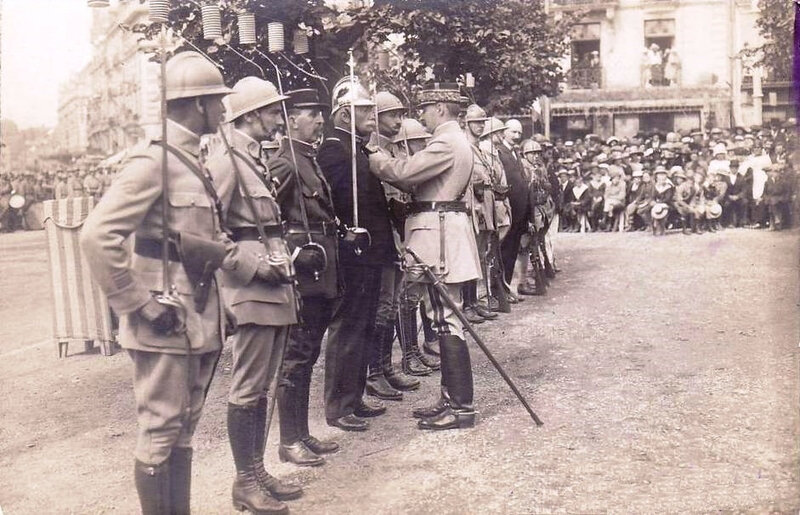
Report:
168,447,192,515
134,459,171,515
278,384,325,467
462,283,485,324
681,216,691,235
381,324,421,391
255,395,305,496
412,346,450,419
400,308,439,373
296,372,339,456
227,403,288,515
366,325,403,400
418,336,475,431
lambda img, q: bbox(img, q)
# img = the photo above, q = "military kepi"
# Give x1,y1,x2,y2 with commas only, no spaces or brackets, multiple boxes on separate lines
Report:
286,88,329,111
417,81,464,106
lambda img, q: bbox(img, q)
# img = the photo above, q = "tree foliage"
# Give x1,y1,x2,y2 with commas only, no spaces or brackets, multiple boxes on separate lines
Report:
133,0,573,114
350,0,574,113
748,0,794,81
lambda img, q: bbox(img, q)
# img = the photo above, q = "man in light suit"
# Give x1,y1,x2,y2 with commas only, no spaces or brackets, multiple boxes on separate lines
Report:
368,82,482,431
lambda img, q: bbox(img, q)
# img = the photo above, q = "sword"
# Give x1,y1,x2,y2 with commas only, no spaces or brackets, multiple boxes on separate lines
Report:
404,246,544,426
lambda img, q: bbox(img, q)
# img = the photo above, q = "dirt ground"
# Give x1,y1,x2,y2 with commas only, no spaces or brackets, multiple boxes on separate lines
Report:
1,227,798,514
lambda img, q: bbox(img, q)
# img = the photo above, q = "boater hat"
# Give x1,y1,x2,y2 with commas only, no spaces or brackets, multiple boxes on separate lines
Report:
651,202,670,220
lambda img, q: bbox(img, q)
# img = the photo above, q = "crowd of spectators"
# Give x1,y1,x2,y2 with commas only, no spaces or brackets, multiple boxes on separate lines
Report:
541,120,796,235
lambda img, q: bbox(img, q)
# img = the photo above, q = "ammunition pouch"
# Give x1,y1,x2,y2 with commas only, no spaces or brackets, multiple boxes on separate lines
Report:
176,232,226,313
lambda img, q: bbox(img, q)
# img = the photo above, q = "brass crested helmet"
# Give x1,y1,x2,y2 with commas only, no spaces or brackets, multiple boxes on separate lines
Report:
330,76,375,114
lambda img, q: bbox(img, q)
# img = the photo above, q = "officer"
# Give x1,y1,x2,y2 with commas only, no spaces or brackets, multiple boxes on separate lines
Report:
205,77,302,514
267,88,341,467
368,81,482,431
317,77,395,432
369,91,434,400
80,51,235,514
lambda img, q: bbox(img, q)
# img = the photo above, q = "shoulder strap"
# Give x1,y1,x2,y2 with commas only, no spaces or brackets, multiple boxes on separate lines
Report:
456,147,476,202
157,142,225,227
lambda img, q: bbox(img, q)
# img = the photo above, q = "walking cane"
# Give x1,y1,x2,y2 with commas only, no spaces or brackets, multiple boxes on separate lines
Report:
404,247,544,426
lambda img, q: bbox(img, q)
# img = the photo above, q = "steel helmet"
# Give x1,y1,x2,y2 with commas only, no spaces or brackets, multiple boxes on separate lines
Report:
225,76,288,122
393,118,432,144
521,140,542,154
480,117,506,139
464,104,488,123
375,91,406,114
165,51,233,101
331,76,374,114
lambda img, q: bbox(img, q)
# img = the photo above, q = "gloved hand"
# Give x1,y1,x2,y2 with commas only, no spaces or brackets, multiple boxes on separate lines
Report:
256,256,291,285
138,298,180,335
294,245,327,275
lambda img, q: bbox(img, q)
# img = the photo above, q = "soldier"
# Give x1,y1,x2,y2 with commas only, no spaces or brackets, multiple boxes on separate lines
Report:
461,104,502,321
205,77,302,514
317,78,395,432
80,52,236,514
267,89,342,467
83,169,103,201
67,169,84,198
518,139,553,296
368,81,482,431
367,91,433,400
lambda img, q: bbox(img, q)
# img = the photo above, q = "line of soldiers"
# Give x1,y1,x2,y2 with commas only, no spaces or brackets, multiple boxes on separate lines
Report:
544,126,797,235
81,51,527,515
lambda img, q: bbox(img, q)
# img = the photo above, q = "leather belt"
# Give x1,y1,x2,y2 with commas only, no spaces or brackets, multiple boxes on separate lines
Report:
134,237,181,262
230,224,284,242
407,201,468,215
285,220,337,236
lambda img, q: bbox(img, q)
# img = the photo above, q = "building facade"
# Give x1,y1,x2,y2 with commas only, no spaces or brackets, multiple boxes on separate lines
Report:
545,0,790,140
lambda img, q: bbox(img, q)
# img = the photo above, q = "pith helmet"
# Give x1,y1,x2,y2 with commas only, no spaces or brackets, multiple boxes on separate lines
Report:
166,51,233,101
393,118,432,144
225,77,288,122
375,91,406,114
331,77,375,114
480,117,506,138
464,104,488,123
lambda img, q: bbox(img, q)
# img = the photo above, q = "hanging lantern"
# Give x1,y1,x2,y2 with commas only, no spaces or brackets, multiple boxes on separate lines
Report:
238,12,256,45
377,50,390,71
201,3,223,41
267,22,285,53
149,0,170,24
292,29,309,55
87,0,110,7
465,72,475,88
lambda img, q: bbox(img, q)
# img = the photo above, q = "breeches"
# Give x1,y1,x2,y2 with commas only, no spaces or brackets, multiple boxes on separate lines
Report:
406,281,465,340
129,349,219,465
228,323,289,406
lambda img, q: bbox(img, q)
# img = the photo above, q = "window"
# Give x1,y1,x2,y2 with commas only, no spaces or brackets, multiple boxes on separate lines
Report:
569,23,602,89
643,19,680,87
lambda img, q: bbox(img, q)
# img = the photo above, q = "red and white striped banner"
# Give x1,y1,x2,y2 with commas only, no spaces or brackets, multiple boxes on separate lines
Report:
42,197,115,357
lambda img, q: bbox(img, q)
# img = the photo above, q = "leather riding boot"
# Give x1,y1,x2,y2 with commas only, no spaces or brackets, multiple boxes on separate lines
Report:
366,327,403,400
398,309,436,375
168,447,192,515
296,373,339,455
227,404,288,515
134,459,171,515
418,336,475,431
412,387,451,419
380,325,420,391
278,384,324,467
254,396,302,500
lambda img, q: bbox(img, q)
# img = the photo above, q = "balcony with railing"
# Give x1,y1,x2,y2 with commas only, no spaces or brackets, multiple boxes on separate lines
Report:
567,66,603,89
549,0,618,8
